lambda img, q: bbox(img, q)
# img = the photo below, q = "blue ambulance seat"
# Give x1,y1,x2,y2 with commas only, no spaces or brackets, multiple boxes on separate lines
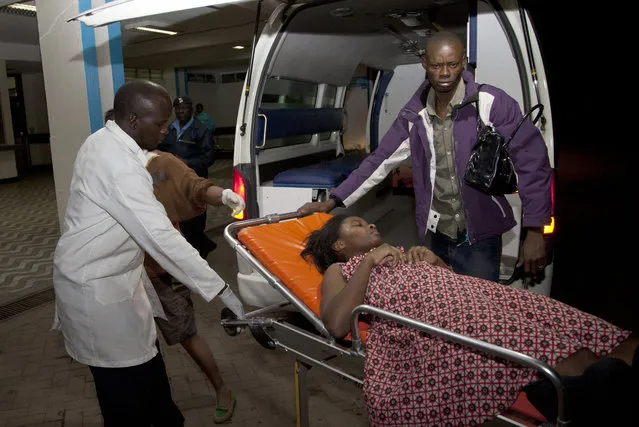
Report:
254,107,367,188
255,108,344,141
273,153,368,188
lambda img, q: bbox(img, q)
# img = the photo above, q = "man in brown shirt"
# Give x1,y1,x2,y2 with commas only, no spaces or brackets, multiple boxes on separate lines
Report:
104,109,244,423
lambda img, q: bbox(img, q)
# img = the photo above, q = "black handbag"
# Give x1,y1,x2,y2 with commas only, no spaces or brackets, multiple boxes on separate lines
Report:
463,88,544,196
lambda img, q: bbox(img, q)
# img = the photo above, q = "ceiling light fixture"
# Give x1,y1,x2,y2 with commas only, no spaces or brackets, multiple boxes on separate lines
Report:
233,45,245,50
135,26,178,35
387,11,423,28
68,0,251,27
329,7,353,18
8,3,37,12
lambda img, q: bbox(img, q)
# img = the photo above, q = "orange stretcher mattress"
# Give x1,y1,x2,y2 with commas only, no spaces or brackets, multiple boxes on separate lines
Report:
238,213,330,317
236,213,546,424
237,212,368,340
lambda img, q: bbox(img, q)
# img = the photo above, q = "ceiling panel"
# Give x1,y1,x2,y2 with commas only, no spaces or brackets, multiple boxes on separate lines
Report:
0,1,281,70
0,7,39,44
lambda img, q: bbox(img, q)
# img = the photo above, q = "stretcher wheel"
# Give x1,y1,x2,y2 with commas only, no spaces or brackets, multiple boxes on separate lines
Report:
220,307,243,337
249,323,277,350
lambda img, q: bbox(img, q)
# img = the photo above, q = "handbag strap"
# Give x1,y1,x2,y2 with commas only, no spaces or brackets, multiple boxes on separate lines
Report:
505,103,544,146
456,84,486,131
457,84,544,144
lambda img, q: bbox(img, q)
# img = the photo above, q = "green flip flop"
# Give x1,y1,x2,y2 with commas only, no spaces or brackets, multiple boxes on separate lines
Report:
214,392,237,424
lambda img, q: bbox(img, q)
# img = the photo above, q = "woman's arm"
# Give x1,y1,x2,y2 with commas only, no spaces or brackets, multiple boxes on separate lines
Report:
320,244,403,338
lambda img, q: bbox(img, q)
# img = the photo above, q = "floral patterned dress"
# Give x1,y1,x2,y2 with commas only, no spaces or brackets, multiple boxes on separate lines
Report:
339,250,631,427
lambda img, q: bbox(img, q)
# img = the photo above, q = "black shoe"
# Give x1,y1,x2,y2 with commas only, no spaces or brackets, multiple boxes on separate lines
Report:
523,374,584,424
579,356,633,425
524,357,634,426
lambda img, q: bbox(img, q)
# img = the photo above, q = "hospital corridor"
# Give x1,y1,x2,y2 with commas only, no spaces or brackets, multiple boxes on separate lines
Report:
0,0,635,426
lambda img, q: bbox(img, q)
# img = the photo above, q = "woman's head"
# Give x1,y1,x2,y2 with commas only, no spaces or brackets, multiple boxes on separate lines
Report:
301,215,382,273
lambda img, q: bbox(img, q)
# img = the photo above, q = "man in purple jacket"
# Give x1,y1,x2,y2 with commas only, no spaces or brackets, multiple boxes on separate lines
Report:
298,31,551,282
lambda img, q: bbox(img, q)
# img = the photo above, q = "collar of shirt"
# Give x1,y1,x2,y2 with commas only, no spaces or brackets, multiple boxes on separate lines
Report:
426,79,466,119
105,120,148,167
106,120,141,154
172,117,194,139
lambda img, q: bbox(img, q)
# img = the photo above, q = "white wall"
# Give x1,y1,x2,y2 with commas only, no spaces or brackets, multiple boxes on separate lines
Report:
378,64,425,139
127,67,244,128
162,67,176,101
475,1,524,110
186,66,245,128
0,42,41,62
36,0,118,226
22,73,50,134
187,81,243,128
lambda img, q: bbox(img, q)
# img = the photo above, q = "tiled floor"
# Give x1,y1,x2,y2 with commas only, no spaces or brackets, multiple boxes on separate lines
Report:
0,230,369,427
0,169,59,305
0,303,369,427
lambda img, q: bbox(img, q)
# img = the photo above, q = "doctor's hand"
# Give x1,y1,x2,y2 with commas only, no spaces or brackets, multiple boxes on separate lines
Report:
221,189,245,216
218,285,245,319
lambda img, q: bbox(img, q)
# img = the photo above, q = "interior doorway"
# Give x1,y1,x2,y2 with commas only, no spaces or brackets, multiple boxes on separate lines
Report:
7,74,30,176
7,74,27,141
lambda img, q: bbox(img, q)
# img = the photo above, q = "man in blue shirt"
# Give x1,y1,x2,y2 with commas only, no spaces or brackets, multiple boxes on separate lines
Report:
158,96,216,258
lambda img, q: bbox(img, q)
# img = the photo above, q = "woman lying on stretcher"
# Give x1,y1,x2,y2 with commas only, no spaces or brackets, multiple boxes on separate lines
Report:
301,214,638,427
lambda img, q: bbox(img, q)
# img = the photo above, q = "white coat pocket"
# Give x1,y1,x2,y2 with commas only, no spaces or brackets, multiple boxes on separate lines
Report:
92,270,137,305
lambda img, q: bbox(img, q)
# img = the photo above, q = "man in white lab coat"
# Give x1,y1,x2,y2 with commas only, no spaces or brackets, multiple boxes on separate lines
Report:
52,80,243,427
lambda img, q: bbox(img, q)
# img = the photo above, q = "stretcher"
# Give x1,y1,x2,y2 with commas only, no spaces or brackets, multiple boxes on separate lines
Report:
222,212,568,426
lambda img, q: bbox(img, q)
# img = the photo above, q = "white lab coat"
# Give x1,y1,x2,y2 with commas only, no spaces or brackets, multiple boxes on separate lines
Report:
52,121,225,368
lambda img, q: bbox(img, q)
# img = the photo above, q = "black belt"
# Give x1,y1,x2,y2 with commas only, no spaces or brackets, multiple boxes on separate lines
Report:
436,229,467,242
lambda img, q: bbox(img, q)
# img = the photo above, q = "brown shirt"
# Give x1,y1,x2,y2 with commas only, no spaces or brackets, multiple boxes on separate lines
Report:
143,151,214,277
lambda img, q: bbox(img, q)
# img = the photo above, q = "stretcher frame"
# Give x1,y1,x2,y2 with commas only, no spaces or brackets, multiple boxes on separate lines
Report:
222,213,568,427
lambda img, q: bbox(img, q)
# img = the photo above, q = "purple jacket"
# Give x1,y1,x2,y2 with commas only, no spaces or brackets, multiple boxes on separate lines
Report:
331,71,551,244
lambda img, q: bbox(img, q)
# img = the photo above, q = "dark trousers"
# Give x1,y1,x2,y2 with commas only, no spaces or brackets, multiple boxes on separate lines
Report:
179,209,215,258
430,230,501,282
89,352,184,427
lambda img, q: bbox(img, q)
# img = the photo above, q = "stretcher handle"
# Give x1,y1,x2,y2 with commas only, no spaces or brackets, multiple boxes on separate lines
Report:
350,305,569,426
224,211,302,239
223,212,333,339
